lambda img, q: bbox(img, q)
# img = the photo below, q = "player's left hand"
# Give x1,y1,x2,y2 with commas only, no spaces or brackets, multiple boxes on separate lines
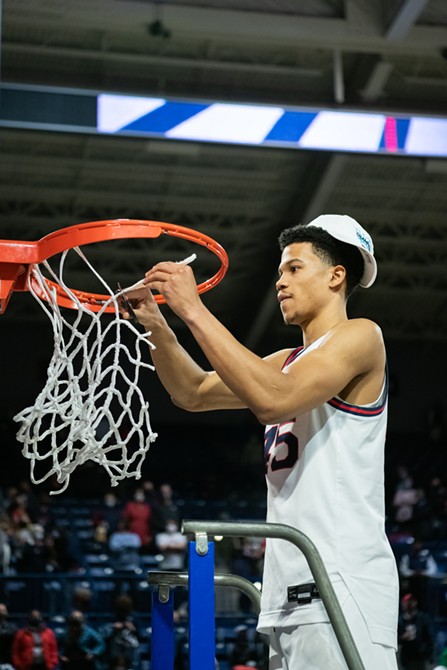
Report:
143,261,202,321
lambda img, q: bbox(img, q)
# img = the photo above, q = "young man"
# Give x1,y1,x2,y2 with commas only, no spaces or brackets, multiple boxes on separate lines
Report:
123,214,399,669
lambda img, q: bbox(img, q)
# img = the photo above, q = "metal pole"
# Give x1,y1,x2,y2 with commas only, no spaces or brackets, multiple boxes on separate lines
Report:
188,538,216,670
148,570,262,614
151,584,175,670
182,520,365,670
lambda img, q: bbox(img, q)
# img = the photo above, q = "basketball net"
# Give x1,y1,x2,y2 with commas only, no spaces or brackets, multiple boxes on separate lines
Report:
14,246,158,495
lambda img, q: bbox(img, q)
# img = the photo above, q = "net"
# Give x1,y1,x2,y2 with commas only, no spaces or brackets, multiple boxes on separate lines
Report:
14,246,158,495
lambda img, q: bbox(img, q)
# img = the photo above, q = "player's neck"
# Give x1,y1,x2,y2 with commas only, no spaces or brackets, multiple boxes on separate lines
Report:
301,303,348,348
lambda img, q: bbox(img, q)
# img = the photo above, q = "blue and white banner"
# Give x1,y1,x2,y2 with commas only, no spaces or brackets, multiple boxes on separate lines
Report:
98,93,447,157
1,84,446,158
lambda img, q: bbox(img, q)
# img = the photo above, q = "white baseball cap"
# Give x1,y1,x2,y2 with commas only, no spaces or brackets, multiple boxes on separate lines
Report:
306,214,377,288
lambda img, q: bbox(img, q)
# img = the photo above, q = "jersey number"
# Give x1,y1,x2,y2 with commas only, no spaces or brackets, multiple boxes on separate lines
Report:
265,426,299,472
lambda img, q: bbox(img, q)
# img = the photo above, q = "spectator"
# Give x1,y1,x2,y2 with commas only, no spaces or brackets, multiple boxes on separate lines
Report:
142,480,157,506
0,523,11,574
92,493,122,536
16,525,60,573
101,595,139,670
399,539,437,588
57,610,105,670
399,538,438,610
398,593,434,670
109,520,141,571
7,494,32,528
228,625,260,670
0,603,17,670
155,519,187,571
72,587,93,614
152,484,181,533
232,537,265,612
122,488,152,551
393,477,418,530
12,609,58,670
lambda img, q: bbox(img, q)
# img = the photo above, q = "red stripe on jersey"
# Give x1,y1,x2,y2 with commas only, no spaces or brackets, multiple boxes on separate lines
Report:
328,396,386,416
282,346,304,369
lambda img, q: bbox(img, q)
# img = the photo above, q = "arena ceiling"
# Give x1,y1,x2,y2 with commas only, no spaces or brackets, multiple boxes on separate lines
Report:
1,0,447,356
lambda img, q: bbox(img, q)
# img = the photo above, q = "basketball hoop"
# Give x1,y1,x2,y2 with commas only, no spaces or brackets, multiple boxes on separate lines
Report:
1,219,229,494
0,218,228,313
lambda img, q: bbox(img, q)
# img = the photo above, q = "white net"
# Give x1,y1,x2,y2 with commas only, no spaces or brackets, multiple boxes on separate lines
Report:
14,246,158,495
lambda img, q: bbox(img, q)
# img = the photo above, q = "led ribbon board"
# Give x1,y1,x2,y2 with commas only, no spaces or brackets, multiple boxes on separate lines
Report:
1,84,447,158
98,93,447,157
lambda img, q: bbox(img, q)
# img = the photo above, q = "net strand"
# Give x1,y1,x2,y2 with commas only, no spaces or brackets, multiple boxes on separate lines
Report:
14,247,157,495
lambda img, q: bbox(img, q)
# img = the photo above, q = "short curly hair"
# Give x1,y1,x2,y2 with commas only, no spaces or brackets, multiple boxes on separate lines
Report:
278,224,364,298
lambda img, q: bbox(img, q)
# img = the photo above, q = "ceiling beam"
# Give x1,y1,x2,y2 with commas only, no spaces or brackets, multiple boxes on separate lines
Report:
360,59,394,101
4,0,446,55
385,0,429,40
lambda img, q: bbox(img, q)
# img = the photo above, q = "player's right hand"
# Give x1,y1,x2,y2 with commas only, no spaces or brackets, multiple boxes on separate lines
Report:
119,285,163,329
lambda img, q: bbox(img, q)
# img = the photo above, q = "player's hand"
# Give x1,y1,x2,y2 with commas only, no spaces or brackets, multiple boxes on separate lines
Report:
119,284,163,329
143,261,203,322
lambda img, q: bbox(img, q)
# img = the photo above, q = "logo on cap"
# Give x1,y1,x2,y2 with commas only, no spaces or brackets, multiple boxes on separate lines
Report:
356,228,371,252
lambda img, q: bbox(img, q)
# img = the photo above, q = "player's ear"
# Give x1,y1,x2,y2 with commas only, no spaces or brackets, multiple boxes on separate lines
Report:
329,264,346,289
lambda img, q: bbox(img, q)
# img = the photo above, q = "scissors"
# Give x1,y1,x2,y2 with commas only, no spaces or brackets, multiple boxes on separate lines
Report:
117,283,139,324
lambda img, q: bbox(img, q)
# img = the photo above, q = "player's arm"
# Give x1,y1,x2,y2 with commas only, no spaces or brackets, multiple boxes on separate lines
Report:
143,262,385,424
184,308,383,424
122,284,291,412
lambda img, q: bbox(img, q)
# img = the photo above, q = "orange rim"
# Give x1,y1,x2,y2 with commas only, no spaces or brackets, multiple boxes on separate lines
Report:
19,219,229,311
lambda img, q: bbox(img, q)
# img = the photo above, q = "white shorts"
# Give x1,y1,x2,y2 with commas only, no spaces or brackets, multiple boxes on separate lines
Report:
267,590,398,670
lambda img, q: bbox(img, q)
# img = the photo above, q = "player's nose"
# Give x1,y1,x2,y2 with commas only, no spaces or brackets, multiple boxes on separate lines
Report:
276,275,287,291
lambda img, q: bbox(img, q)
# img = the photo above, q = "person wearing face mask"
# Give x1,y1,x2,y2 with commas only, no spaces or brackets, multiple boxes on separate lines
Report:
12,610,58,670
0,603,17,670
155,519,187,571
122,488,153,552
109,520,142,571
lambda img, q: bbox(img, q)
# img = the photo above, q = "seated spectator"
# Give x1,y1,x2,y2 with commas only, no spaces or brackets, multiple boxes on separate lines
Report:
400,539,438,579
109,520,141,571
398,593,434,670
155,519,187,571
57,610,105,670
100,595,139,670
92,493,123,536
399,538,438,609
152,483,181,534
12,609,58,670
0,603,17,670
122,488,152,552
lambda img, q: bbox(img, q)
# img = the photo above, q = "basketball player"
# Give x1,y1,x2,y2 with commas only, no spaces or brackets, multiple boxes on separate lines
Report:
122,214,399,670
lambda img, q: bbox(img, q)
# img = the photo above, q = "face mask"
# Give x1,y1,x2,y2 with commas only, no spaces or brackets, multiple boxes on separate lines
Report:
166,523,178,533
134,493,145,502
28,616,42,627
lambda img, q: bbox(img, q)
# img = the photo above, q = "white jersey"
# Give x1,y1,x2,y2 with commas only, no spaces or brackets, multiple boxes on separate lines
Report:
257,338,399,649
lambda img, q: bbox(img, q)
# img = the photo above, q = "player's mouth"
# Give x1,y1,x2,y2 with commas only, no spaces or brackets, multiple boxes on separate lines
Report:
277,292,291,304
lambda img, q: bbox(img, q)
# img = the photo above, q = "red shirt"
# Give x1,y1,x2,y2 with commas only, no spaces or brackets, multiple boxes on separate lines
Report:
12,627,58,670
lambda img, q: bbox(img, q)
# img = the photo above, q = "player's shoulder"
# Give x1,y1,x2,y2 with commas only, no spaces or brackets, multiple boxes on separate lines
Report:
324,318,384,359
340,317,383,340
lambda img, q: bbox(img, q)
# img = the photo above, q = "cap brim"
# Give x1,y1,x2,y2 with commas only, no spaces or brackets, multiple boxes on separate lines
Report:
358,248,377,288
